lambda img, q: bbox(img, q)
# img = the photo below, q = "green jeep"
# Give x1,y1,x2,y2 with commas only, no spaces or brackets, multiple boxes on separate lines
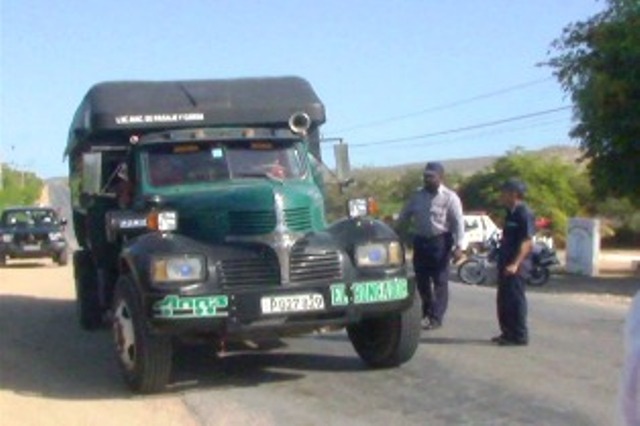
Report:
66,76,420,393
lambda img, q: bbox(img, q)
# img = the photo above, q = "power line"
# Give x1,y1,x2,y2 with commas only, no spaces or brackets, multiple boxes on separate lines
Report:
344,106,571,148
321,115,570,154
330,77,554,134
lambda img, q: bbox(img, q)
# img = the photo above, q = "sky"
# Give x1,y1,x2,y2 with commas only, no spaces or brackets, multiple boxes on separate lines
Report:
0,0,605,178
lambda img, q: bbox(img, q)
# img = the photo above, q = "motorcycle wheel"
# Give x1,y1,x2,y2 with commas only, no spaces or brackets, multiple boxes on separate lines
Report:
527,266,550,287
457,259,487,285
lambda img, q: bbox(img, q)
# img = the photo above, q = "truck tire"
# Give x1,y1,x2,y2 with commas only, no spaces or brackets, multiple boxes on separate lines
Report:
54,250,69,266
347,294,421,368
74,250,103,330
112,275,173,394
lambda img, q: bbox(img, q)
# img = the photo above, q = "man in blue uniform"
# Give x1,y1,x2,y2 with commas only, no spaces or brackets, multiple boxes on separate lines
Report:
397,162,465,330
493,178,535,346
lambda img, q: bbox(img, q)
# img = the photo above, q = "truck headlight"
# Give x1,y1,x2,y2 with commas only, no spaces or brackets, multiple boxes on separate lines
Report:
147,211,178,232
355,241,403,267
48,232,64,241
347,197,379,219
1,234,12,243
152,255,205,282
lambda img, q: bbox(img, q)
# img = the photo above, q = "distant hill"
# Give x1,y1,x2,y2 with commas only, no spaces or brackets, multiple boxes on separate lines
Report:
353,145,583,177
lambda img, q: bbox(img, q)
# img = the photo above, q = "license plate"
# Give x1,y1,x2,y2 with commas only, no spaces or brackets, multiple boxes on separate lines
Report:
22,244,40,251
261,293,325,315
352,278,409,304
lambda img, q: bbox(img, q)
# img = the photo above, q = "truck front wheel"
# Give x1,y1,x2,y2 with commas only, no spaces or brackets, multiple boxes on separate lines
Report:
112,275,173,394
347,294,421,368
74,250,103,330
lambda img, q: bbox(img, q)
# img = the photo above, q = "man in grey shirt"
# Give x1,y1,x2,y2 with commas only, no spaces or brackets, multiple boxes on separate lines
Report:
397,162,465,329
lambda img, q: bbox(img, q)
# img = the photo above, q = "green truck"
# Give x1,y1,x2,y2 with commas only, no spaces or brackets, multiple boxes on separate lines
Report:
66,76,420,393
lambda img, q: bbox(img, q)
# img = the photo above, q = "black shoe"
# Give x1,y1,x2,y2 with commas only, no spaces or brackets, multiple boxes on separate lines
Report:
496,337,528,346
491,335,505,343
421,318,442,330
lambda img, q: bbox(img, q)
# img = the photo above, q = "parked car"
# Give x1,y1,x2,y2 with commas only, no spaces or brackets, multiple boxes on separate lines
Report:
0,206,68,266
463,212,554,254
463,212,500,254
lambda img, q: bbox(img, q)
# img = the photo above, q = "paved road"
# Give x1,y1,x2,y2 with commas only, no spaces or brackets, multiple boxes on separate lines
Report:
0,260,629,426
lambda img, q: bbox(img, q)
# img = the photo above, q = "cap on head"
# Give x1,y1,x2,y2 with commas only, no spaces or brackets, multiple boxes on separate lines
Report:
501,178,527,197
424,162,445,177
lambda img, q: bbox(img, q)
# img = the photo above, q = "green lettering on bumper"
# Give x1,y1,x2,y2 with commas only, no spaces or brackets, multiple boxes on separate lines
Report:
153,295,229,319
330,278,409,306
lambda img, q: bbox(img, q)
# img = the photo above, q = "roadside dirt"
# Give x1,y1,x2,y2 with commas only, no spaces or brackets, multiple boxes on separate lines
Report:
0,261,199,426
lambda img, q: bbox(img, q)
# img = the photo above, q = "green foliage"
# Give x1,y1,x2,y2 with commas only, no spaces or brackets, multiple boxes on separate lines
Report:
460,151,591,244
0,164,44,211
546,0,640,204
595,196,640,246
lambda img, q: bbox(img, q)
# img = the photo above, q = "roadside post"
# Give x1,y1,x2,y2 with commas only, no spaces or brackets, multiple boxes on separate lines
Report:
566,217,600,276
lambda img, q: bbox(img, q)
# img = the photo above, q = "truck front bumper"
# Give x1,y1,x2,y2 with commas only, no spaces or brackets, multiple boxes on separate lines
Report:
145,276,416,338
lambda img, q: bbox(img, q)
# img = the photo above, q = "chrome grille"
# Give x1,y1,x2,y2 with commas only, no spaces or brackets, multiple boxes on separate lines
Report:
290,242,342,285
218,256,280,288
284,207,312,232
228,210,276,235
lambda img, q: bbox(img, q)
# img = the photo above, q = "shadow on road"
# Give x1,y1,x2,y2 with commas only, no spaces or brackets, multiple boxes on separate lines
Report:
534,273,640,298
0,261,52,269
450,267,640,299
0,295,365,399
421,336,493,346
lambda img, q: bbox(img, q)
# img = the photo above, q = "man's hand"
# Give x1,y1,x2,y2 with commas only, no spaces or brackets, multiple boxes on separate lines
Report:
505,263,519,275
452,247,464,264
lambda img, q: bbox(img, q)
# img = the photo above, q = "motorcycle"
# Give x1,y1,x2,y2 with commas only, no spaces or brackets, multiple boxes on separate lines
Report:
457,233,500,286
457,233,560,286
527,242,560,286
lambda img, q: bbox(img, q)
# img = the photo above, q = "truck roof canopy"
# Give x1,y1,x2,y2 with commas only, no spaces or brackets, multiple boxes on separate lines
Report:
66,76,325,156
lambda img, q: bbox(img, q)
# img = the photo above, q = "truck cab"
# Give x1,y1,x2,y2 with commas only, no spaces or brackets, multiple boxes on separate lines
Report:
66,77,420,393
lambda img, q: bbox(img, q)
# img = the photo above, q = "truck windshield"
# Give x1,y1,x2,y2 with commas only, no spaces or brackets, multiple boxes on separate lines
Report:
145,140,305,187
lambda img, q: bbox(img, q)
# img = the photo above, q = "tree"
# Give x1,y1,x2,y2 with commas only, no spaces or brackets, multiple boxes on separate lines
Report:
0,164,44,210
546,0,640,204
458,151,591,244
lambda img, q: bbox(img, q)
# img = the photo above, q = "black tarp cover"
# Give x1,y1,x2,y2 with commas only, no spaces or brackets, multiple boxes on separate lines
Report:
66,76,325,156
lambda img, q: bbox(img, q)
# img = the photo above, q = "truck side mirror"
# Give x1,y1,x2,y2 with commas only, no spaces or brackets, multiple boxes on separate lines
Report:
333,142,352,184
81,152,103,195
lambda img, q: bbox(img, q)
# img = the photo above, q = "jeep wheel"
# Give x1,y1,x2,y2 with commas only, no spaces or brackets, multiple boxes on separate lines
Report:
74,250,103,330
54,250,69,266
0,254,6,267
347,294,421,368
113,275,173,394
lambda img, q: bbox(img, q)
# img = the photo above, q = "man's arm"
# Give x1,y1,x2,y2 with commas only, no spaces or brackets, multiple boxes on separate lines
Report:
396,193,415,225
505,239,533,275
449,194,465,248
505,206,536,275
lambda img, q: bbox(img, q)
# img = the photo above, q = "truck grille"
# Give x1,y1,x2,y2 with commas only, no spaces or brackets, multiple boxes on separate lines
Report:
228,210,276,235
290,242,342,285
284,207,312,232
218,256,280,288
14,233,48,244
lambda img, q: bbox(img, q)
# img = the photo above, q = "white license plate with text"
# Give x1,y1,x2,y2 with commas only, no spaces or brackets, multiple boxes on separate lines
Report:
260,293,325,315
22,244,40,251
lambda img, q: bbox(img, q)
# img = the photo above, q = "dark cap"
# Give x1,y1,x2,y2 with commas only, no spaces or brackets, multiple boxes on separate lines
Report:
423,162,445,177
501,178,527,196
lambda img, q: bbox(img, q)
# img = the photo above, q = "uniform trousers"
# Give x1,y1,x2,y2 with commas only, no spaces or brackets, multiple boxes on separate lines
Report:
412,234,452,324
497,268,529,342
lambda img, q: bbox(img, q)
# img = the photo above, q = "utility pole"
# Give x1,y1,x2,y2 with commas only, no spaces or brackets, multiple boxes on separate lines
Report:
0,148,4,190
